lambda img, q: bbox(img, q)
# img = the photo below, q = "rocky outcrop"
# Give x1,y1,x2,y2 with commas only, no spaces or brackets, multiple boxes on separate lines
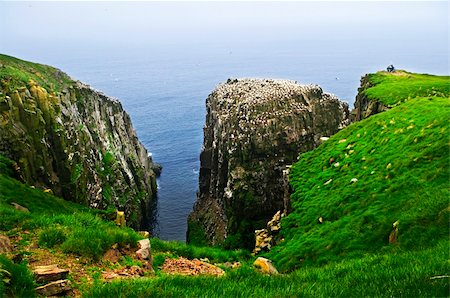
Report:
253,210,283,255
188,78,349,248
35,279,72,296
351,74,390,121
0,54,157,227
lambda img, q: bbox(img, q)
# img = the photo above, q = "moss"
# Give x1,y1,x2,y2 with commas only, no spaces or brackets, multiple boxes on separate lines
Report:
186,219,208,247
70,163,83,183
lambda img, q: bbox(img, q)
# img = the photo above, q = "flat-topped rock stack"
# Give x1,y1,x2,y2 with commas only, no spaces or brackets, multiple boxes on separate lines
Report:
188,78,350,248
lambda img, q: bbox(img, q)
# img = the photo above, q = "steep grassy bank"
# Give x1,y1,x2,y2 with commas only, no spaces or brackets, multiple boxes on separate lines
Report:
265,71,449,272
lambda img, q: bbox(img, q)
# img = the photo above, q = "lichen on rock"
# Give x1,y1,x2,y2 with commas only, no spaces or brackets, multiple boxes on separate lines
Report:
188,78,349,248
0,54,158,227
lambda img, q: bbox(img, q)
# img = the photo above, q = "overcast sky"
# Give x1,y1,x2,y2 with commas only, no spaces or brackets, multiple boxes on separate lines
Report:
1,1,448,47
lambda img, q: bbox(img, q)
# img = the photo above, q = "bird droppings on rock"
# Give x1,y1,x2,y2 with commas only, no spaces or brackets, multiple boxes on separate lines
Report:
188,78,350,247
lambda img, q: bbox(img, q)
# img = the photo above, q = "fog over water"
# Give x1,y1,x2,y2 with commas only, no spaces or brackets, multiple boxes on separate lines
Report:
1,1,448,241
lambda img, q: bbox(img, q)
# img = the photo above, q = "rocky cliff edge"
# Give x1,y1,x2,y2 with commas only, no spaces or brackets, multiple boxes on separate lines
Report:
0,54,158,227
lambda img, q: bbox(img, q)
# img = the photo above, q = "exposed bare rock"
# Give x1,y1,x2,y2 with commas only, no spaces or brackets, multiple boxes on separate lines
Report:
33,264,69,283
0,234,12,253
351,74,390,121
188,78,349,248
0,55,158,227
10,202,29,212
161,257,225,276
253,257,278,274
102,247,122,263
35,279,72,296
253,211,283,255
135,238,151,261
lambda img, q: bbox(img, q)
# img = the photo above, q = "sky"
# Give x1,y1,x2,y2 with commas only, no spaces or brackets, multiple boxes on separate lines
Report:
0,1,448,50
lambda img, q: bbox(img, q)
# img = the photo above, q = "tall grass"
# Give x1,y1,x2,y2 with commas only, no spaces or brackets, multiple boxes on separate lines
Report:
151,238,250,263
0,255,36,298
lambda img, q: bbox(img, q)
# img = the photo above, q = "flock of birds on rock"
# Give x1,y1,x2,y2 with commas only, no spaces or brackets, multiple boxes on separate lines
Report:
207,78,339,151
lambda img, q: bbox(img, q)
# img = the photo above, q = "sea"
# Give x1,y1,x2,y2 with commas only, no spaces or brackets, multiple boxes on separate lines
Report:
1,1,448,241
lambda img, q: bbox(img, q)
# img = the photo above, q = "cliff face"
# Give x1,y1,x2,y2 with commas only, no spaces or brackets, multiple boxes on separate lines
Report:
351,74,390,121
188,78,349,248
0,54,157,227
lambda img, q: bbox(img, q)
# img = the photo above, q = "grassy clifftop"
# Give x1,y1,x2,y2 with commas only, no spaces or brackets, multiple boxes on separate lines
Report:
363,70,449,106
0,54,72,92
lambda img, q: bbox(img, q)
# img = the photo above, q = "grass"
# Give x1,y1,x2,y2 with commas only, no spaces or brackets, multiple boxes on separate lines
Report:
0,155,142,260
151,238,250,264
1,69,449,297
0,255,36,298
266,96,449,272
83,239,449,297
0,53,72,92
363,70,449,106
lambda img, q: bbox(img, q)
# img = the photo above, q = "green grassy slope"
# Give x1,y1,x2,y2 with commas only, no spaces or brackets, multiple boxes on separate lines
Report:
363,71,449,106
0,157,142,260
0,54,73,92
266,70,450,272
85,239,448,297
0,155,247,296
2,69,449,297
85,71,450,296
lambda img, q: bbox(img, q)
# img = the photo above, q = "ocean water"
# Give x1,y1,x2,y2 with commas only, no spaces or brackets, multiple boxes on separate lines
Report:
1,2,448,241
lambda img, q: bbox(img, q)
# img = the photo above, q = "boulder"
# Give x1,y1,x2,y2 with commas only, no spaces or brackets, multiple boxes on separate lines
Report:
0,235,12,253
135,239,151,260
10,202,29,212
33,265,69,283
253,257,278,274
102,247,122,263
35,279,72,296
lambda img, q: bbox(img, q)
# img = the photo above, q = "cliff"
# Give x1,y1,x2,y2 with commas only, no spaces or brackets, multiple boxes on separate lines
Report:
0,54,157,227
188,78,349,248
351,70,449,121
351,74,390,121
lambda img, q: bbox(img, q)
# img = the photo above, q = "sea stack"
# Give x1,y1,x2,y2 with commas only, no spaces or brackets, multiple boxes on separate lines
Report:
187,78,350,248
